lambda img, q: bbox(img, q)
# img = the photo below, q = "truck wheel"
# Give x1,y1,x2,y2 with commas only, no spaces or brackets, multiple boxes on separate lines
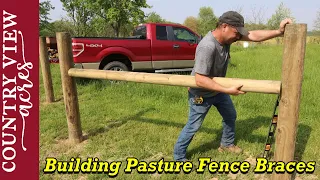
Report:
103,61,128,71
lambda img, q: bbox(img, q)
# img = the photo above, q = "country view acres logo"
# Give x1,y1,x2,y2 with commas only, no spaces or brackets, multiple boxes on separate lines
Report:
1,10,34,173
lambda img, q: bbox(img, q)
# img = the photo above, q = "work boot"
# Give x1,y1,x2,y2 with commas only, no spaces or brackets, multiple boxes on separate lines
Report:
218,144,242,154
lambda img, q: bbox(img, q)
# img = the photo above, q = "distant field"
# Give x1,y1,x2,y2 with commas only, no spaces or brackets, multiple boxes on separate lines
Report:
235,36,320,46
40,44,319,179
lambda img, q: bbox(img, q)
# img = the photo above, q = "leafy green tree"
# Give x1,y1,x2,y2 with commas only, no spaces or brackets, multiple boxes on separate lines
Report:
267,2,295,29
88,0,150,37
90,17,114,37
183,16,199,34
60,0,94,36
39,19,76,37
51,19,76,36
39,0,55,36
198,7,218,36
267,2,295,44
120,23,135,37
144,12,164,23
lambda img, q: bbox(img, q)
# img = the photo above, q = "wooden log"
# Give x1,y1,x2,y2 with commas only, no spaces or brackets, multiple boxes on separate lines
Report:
56,32,83,143
39,37,55,103
272,24,307,180
68,68,281,94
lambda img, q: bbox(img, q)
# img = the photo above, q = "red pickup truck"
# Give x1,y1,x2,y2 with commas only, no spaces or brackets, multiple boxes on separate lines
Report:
68,23,201,72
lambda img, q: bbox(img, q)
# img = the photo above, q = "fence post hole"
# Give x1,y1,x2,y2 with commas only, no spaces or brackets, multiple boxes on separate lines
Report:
39,37,55,103
272,24,307,180
56,32,83,143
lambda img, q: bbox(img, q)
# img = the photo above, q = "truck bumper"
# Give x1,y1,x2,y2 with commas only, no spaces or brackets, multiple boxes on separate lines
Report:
74,63,83,69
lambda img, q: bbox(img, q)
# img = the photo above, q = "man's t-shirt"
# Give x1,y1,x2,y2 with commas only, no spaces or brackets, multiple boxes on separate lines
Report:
189,31,230,97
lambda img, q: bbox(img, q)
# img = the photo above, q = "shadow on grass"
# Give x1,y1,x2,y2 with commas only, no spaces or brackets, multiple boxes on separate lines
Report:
291,123,312,180
75,77,126,89
228,60,237,68
187,116,269,158
87,109,268,156
75,77,100,85
294,123,312,161
86,108,312,161
131,115,270,158
86,108,156,137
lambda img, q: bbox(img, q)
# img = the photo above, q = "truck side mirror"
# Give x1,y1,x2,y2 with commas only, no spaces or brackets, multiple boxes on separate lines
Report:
187,39,196,44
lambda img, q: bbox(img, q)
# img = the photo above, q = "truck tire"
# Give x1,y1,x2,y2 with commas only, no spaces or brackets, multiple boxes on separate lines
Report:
103,61,128,71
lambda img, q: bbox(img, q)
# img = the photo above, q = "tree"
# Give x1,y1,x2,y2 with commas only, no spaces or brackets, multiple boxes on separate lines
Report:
39,18,77,37
39,0,55,35
88,0,150,37
198,7,218,36
60,0,94,36
244,6,267,31
144,12,164,23
267,2,295,44
90,17,114,37
231,6,244,15
249,6,266,24
51,19,76,36
267,2,295,30
183,16,199,34
314,9,320,32
120,23,135,37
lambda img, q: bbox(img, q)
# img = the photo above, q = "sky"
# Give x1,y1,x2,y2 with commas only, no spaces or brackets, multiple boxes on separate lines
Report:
46,0,319,31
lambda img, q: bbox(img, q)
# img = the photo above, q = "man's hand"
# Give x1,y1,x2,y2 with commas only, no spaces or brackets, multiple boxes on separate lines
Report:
226,85,246,96
279,18,293,34
195,73,246,95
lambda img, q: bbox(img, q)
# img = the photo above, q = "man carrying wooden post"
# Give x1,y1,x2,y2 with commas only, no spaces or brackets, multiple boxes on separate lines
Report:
173,11,292,161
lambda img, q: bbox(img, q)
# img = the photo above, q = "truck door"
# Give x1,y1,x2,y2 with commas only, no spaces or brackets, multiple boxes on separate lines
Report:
151,25,174,69
170,26,198,68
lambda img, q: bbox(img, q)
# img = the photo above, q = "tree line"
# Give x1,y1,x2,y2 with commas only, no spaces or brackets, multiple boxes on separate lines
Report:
40,1,320,38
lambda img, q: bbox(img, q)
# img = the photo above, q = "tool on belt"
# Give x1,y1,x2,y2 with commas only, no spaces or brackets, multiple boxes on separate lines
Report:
193,96,203,104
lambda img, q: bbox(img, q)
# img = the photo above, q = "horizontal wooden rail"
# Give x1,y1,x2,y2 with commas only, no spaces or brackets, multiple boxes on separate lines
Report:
68,68,281,94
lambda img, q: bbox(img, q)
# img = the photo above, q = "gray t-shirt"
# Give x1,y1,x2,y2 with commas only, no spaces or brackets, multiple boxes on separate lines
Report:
189,31,230,97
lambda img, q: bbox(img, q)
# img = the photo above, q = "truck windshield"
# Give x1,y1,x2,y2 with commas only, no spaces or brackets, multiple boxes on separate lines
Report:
132,25,146,39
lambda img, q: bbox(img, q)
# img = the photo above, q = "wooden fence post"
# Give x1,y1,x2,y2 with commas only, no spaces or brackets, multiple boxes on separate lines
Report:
39,37,54,103
56,32,83,143
272,24,307,180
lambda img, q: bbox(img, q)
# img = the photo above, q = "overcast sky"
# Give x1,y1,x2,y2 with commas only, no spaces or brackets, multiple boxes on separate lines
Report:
45,0,319,31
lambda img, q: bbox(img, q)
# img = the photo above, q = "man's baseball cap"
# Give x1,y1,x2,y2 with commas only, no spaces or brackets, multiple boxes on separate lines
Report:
219,11,249,36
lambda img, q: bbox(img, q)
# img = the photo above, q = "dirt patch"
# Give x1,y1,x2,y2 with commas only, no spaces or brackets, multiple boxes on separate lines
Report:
47,135,88,158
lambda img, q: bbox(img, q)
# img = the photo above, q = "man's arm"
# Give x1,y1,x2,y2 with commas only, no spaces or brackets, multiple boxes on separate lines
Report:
240,18,292,42
193,45,245,95
195,73,245,96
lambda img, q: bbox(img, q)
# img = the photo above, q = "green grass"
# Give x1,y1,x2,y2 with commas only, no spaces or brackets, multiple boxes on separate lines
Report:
40,44,320,180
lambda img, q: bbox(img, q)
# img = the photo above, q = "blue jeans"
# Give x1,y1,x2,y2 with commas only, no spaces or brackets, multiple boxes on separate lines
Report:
173,91,237,161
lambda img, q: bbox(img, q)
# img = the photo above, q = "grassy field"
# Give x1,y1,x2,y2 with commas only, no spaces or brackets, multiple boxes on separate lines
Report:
40,44,319,180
